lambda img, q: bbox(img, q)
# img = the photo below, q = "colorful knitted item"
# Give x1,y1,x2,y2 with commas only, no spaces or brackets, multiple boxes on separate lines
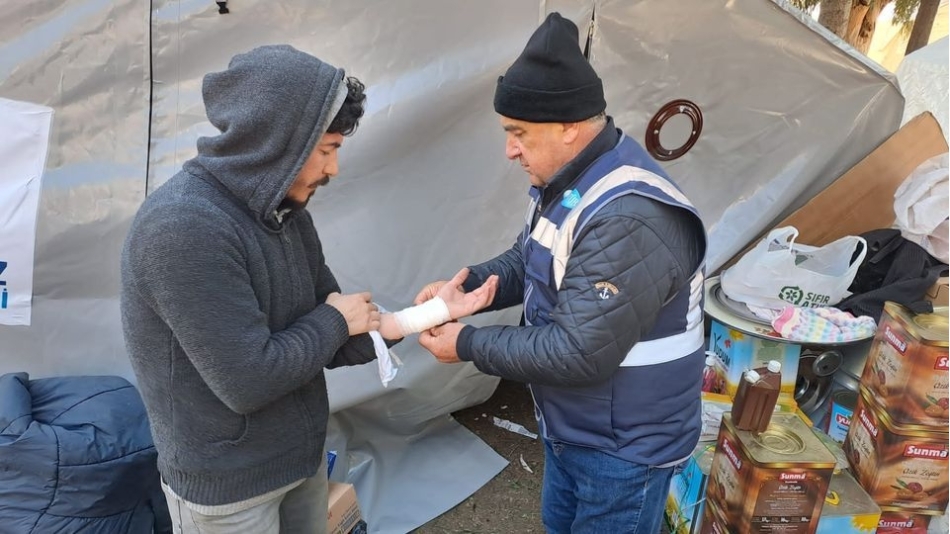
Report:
772,306,877,343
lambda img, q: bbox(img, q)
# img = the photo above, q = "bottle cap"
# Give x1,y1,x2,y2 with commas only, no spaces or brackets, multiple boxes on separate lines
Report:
744,370,761,383
767,360,782,373
705,355,716,366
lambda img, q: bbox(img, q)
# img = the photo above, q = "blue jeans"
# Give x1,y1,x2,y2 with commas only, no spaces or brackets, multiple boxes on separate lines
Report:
541,439,673,534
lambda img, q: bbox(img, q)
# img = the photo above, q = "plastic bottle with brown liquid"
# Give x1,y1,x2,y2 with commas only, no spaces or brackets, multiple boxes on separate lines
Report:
731,369,761,431
733,361,783,432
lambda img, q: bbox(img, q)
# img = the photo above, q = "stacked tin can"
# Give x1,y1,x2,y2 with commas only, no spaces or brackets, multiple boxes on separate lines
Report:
702,413,837,533
843,301,950,531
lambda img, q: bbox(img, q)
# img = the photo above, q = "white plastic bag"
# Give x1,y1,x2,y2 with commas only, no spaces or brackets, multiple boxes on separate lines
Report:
721,227,867,311
893,152,949,263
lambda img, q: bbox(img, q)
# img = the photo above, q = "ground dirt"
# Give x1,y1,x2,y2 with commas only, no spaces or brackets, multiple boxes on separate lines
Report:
413,379,544,534
412,380,671,534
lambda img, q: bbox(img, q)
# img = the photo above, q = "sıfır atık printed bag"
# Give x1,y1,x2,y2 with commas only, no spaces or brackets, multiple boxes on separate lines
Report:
721,226,867,311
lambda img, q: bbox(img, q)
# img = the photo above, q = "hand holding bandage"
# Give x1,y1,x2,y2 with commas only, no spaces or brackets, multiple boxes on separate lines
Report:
377,268,498,339
371,269,497,386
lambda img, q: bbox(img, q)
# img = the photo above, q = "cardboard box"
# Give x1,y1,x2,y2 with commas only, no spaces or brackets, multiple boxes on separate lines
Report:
815,471,881,534
707,320,802,400
927,277,949,307
327,482,363,534
665,442,717,534
777,113,948,247
721,113,949,271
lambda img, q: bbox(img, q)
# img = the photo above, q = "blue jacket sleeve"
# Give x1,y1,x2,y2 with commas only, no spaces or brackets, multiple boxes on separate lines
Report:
461,231,527,313
456,197,703,387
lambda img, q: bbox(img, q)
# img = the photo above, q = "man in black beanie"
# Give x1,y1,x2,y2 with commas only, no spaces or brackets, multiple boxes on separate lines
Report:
417,12,707,533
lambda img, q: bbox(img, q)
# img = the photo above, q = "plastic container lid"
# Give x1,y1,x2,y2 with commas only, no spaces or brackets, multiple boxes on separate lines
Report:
744,370,761,383
767,360,782,373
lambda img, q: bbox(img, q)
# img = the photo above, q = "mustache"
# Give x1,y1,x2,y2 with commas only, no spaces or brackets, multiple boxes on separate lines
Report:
313,176,330,188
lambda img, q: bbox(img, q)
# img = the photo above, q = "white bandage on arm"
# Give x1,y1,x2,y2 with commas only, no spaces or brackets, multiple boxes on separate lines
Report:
393,296,452,336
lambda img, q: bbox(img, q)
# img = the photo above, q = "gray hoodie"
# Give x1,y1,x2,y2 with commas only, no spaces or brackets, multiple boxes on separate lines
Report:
120,45,376,506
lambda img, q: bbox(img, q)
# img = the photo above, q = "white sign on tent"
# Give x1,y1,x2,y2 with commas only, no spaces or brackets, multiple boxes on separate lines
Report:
0,98,52,326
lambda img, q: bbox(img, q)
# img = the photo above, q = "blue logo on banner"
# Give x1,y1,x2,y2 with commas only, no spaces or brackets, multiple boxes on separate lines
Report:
0,261,8,309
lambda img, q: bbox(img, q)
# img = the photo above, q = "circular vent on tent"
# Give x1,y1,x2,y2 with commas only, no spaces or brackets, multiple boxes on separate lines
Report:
645,99,703,161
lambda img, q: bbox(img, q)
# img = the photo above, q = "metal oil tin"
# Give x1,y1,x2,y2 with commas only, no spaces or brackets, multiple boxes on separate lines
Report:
711,413,837,533
859,387,950,440
914,311,948,341
845,388,950,514
733,412,837,469
887,301,949,347
864,302,950,428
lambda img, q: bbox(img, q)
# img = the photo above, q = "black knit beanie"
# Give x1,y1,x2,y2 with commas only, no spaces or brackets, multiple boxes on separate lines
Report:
494,12,606,123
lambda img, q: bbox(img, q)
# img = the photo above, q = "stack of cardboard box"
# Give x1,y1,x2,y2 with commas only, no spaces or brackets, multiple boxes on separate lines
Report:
327,481,366,534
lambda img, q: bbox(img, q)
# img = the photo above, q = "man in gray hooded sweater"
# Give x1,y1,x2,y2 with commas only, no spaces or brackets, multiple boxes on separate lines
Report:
121,45,379,533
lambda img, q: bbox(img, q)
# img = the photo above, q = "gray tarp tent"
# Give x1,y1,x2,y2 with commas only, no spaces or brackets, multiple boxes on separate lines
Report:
0,1,903,532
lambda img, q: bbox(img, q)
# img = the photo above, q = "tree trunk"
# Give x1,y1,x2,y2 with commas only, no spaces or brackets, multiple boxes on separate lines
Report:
846,0,891,54
906,0,940,55
819,0,853,38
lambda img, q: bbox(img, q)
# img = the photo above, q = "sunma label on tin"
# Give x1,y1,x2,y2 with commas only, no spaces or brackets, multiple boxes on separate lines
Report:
903,444,949,459
885,325,908,354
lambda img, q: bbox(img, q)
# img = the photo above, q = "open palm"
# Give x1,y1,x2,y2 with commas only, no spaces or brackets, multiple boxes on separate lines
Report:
437,268,499,319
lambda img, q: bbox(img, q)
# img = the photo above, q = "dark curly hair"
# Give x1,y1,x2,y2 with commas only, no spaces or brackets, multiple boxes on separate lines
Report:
327,76,366,136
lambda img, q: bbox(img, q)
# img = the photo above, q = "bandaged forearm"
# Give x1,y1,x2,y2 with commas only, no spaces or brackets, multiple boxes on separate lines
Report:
392,297,452,336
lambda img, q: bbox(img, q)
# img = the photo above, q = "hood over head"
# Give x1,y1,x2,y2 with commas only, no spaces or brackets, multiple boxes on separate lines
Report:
184,45,347,226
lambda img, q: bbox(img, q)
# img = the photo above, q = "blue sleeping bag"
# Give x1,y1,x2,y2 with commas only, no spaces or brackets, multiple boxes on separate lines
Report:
0,373,171,533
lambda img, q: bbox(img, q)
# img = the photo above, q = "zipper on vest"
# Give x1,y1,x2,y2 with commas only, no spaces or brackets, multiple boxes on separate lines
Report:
523,283,536,325
531,200,543,230
527,385,549,440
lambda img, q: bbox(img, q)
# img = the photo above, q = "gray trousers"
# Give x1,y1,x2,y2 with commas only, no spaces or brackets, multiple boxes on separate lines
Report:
162,456,329,534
